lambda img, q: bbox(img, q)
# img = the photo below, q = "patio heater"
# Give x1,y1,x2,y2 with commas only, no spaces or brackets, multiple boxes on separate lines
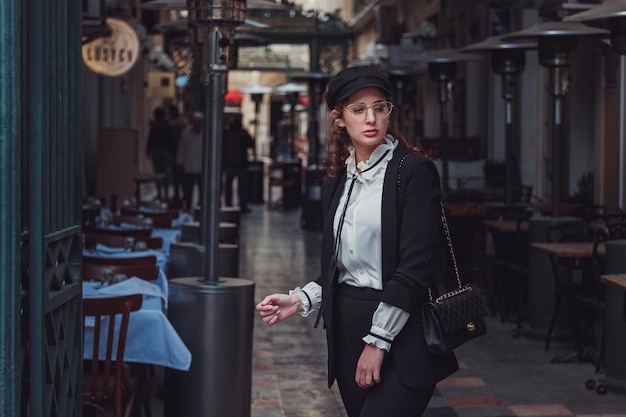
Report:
273,82,307,159
140,1,255,417
461,36,536,204
564,0,626,391
291,72,332,230
411,50,478,194
565,0,626,210
240,84,272,140
385,66,419,133
500,21,608,348
503,22,608,216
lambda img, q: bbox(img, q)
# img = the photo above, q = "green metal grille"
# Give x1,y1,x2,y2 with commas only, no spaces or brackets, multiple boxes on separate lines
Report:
3,0,85,416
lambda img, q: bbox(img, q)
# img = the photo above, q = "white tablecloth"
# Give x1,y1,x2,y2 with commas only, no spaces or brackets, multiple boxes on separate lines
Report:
83,281,191,371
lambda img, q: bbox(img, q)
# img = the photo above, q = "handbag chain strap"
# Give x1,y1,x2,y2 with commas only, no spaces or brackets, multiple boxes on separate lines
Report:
397,152,465,303
429,203,467,303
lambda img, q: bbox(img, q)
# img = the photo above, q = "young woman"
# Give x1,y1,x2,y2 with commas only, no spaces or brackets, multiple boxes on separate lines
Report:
256,66,458,417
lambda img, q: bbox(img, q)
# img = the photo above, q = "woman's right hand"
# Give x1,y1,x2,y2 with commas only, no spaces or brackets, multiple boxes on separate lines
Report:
256,293,302,326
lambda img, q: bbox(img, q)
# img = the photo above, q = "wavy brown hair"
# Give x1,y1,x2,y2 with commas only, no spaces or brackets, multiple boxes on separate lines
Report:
325,102,428,177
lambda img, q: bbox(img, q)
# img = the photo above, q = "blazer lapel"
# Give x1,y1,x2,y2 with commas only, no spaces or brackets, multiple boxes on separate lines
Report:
381,143,408,284
321,173,346,274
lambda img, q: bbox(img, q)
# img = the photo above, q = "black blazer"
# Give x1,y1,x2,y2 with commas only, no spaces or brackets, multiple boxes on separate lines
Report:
317,142,459,389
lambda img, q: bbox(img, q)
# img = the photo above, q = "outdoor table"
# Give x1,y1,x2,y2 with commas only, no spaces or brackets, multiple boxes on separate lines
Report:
531,242,605,258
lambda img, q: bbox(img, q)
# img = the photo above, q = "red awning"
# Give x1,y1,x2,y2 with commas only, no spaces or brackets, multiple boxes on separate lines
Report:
224,90,243,103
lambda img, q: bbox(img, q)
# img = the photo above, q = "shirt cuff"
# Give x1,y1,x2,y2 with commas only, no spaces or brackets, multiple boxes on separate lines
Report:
289,287,313,317
363,332,392,352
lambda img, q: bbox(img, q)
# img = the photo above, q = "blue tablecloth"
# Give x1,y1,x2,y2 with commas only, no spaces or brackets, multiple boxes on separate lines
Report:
151,228,181,254
84,247,169,296
83,280,191,371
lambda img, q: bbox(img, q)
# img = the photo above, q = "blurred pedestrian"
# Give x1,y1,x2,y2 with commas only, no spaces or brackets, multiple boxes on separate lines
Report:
222,114,255,212
177,111,204,211
145,106,174,200
169,105,188,203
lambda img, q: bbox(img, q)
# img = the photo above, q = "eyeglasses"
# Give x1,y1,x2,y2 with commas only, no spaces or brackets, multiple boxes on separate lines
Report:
343,101,394,119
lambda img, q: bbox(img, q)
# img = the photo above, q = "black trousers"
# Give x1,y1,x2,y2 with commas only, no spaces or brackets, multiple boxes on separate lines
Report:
182,173,201,211
334,284,435,417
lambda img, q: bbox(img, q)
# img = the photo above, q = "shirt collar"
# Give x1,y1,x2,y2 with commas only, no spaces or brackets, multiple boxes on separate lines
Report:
346,134,397,179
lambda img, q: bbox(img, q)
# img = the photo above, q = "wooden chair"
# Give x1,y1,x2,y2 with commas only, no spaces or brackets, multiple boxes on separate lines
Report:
120,207,178,228
84,233,164,250
111,215,154,229
83,255,158,267
84,226,152,238
83,294,142,417
83,262,160,282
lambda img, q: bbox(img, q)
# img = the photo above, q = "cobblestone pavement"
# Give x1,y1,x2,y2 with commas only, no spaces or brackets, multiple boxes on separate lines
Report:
239,206,626,417
153,204,626,416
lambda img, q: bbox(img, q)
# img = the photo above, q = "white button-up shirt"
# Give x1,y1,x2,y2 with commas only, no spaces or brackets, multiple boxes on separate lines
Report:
293,136,410,351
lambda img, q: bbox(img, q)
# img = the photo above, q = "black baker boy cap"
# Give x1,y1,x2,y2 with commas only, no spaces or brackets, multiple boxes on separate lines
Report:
324,66,392,110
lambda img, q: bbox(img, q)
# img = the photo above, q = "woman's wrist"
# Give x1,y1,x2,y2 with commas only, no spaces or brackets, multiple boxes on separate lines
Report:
291,292,304,311
289,288,309,313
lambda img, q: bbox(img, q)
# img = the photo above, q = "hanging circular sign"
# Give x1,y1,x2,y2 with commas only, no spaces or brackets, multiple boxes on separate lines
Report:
82,18,140,77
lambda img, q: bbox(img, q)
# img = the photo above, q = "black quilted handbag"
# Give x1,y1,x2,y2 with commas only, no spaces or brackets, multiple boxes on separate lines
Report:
396,153,488,354
421,202,489,354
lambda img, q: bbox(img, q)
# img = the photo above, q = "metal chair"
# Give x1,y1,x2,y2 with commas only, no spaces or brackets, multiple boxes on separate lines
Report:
83,294,142,417
544,220,596,353
484,205,531,323
581,222,626,394
545,219,602,354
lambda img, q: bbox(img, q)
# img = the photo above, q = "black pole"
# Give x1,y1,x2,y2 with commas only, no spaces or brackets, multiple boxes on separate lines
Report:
505,100,513,204
307,80,320,167
251,93,262,140
200,27,225,284
503,74,514,205
552,94,562,217
286,92,299,159
439,80,450,194
549,66,565,217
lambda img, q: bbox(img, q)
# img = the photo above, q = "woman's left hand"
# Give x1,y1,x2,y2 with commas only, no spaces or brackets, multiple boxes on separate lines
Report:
355,344,385,388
